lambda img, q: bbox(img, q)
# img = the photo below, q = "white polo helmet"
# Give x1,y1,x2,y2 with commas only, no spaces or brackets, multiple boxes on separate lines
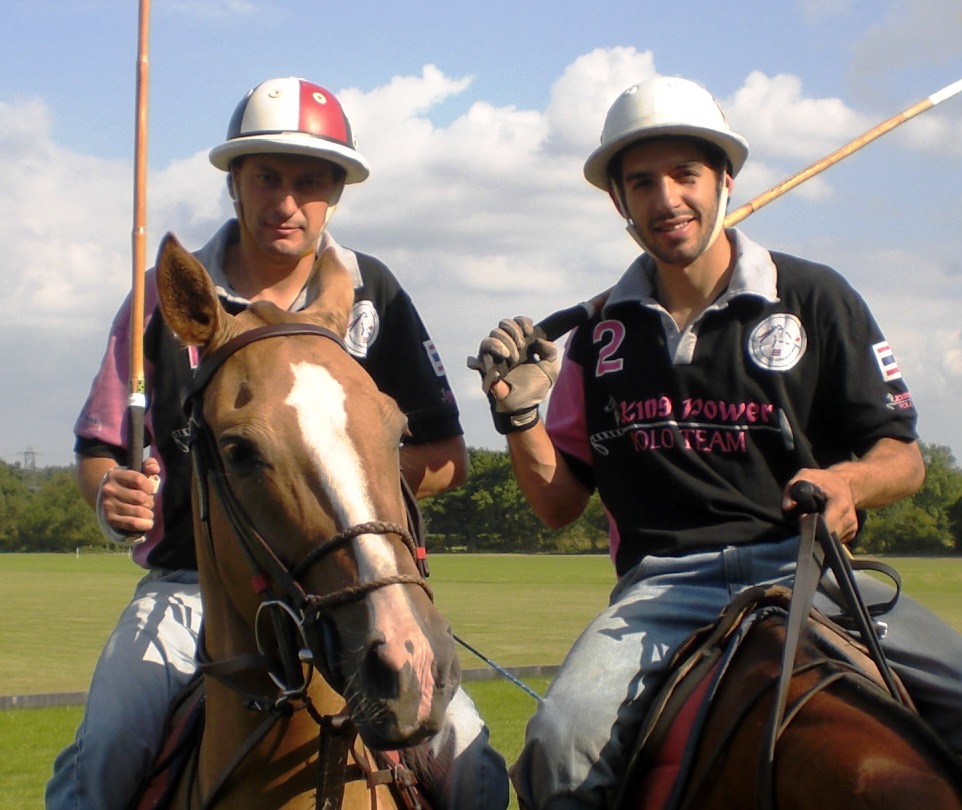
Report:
583,76,748,190
209,77,370,184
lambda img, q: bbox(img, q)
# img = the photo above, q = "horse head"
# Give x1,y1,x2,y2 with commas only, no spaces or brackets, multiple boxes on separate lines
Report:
155,233,459,750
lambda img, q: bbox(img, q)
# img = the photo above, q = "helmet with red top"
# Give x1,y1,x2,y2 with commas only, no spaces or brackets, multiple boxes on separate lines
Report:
209,77,370,184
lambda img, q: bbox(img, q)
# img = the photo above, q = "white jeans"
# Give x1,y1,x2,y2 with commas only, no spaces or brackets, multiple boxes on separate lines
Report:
45,569,202,810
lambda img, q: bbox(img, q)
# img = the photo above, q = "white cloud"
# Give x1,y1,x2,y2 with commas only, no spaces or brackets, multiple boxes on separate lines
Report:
853,0,962,73
2,48,961,466
892,101,962,156
347,65,472,119
0,99,130,331
544,46,658,156
147,151,229,250
727,72,870,162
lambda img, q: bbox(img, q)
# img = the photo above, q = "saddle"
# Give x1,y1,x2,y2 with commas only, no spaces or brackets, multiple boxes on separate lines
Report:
615,583,915,810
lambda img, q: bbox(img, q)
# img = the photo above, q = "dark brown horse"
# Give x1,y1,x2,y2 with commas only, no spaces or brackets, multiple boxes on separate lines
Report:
619,525,962,810
686,598,962,809
143,233,459,808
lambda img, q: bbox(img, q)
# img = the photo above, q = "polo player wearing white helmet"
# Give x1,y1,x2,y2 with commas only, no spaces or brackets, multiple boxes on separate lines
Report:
50,77,508,810
471,76,962,809
583,76,748,260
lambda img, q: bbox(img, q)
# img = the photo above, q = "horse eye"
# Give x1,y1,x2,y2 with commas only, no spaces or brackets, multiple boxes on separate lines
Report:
220,436,264,472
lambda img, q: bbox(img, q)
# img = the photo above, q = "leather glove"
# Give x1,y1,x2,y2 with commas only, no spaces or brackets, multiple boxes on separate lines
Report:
467,316,559,434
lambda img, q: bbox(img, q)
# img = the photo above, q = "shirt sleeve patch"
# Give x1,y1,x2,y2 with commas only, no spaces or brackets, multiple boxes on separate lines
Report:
872,341,903,382
423,340,446,376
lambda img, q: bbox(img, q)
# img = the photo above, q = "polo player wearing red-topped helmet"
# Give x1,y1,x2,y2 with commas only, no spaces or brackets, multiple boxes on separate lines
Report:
48,77,508,810
470,75,962,809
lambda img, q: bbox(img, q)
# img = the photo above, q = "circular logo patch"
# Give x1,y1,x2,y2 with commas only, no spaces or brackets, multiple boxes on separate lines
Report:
747,313,807,371
345,300,379,358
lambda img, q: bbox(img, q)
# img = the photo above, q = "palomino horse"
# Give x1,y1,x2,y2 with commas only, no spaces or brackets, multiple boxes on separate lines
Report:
144,233,459,808
618,488,962,810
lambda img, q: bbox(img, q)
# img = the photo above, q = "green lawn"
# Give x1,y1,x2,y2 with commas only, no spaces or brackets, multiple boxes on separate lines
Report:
0,552,615,696
0,681,551,810
1,552,610,809
2,552,960,809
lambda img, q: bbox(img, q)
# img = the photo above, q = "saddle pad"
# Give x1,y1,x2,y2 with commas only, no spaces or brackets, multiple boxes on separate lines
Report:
132,673,206,810
616,585,792,810
635,658,720,810
618,583,917,810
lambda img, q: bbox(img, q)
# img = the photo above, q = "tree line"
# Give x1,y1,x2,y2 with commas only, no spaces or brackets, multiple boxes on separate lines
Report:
2,443,961,556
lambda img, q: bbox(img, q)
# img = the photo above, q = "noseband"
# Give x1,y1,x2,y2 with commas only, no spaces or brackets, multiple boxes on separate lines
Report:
185,322,431,701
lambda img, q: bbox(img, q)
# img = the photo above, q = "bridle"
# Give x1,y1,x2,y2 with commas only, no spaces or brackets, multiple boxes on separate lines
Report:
183,321,431,809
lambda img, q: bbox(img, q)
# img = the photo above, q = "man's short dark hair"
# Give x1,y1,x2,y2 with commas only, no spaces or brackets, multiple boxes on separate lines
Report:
227,154,348,184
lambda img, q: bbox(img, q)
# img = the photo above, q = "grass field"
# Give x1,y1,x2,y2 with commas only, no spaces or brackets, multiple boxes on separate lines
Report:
0,552,617,696
2,552,961,808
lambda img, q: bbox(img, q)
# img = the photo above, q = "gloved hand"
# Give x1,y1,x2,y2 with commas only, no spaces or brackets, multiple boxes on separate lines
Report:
467,316,559,434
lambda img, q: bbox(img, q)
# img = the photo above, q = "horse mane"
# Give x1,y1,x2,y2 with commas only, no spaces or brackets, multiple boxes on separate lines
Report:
245,298,348,338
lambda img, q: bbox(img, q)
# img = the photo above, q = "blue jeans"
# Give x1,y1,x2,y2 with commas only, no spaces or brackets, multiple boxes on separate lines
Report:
511,537,962,810
45,569,507,810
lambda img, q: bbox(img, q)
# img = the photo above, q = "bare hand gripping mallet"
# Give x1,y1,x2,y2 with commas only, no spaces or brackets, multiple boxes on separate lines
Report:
537,78,962,341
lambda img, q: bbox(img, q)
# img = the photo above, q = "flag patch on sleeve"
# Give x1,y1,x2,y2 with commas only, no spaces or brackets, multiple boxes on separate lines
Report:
872,341,902,382
423,340,446,377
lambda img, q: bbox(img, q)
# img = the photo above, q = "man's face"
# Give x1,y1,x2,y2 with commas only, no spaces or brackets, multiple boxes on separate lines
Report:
618,138,730,267
231,154,344,259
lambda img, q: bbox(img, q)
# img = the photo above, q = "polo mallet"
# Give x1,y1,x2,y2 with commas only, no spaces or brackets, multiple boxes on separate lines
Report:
127,0,151,472
538,78,962,340
454,633,543,701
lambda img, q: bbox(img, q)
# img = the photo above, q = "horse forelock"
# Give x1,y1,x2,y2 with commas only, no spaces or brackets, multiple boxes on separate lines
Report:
241,298,346,338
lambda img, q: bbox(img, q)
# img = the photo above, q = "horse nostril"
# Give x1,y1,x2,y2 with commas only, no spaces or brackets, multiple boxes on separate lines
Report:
438,651,461,690
363,640,407,699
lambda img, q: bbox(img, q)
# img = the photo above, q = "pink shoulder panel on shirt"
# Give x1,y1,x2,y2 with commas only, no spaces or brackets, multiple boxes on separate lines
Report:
545,351,593,468
74,272,161,446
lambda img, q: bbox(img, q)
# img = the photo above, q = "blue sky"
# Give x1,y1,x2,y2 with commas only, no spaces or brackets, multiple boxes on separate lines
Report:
1,0,961,469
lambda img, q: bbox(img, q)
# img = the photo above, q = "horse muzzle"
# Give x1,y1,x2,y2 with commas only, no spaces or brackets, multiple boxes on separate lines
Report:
328,596,461,750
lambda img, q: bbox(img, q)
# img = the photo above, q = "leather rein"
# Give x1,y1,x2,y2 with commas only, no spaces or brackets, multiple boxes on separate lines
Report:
184,322,429,810
756,481,907,810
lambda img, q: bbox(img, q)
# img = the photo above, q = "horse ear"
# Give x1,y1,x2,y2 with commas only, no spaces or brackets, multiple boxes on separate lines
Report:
306,247,355,338
156,232,232,350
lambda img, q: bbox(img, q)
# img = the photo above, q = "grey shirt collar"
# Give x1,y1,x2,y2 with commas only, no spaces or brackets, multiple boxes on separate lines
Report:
603,228,779,315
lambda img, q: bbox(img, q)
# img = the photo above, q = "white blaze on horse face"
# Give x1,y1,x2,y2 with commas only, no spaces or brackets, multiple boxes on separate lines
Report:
286,362,395,577
286,362,438,717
